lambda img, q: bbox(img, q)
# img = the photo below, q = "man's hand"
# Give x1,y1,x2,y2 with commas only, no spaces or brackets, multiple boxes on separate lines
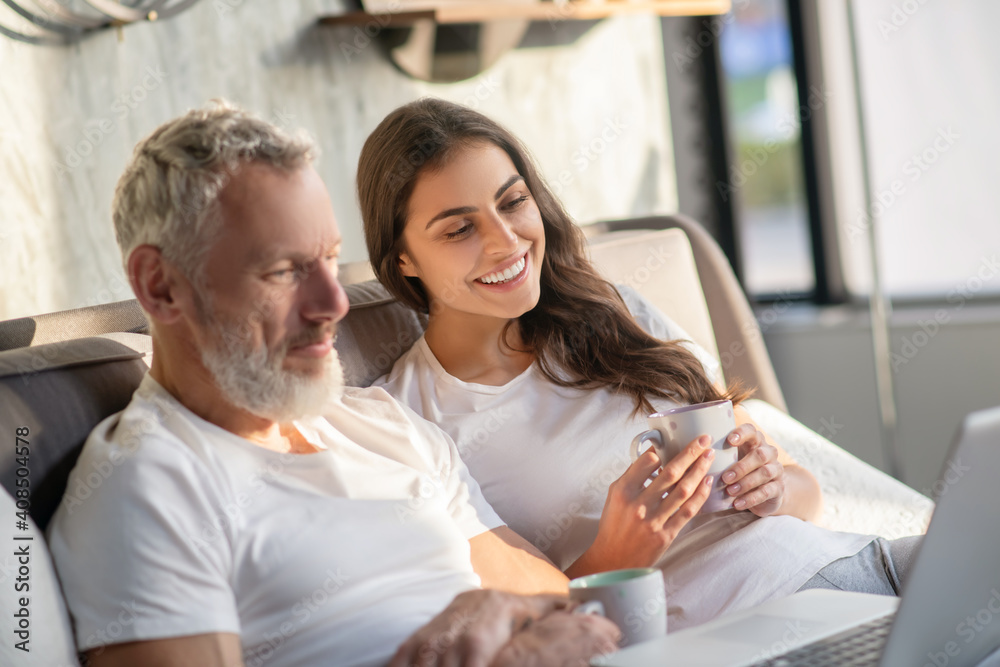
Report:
491,608,621,667
389,590,570,667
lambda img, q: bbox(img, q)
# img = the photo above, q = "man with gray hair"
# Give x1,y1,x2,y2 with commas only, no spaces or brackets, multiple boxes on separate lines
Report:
47,101,618,667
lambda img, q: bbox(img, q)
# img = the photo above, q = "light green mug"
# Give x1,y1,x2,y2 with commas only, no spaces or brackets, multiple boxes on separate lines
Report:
569,567,667,647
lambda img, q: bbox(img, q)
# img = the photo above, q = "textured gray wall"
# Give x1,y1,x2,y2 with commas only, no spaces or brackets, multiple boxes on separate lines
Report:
0,2,677,320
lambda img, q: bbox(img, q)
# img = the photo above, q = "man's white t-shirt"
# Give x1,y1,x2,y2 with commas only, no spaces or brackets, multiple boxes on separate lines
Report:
47,375,503,667
375,287,873,630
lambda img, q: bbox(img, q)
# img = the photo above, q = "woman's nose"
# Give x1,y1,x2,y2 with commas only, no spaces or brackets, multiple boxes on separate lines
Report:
483,211,518,254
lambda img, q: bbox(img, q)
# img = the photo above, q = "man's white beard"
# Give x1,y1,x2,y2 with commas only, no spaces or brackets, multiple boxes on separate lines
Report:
199,317,345,423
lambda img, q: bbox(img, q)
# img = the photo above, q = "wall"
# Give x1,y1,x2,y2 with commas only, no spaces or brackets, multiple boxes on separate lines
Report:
763,302,1000,493
0,1,677,320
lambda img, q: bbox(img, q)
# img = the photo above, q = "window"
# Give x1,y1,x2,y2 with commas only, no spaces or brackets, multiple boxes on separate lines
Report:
846,1,1000,299
717,0,815,297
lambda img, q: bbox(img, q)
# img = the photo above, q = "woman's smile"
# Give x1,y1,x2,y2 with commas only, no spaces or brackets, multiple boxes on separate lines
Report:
476,252,529,287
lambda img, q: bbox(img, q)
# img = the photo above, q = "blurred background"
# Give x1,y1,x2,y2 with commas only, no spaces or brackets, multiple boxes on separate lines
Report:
1,0,997,491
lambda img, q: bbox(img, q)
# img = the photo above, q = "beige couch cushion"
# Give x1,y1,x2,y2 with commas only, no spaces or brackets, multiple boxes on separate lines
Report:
587,227,722,374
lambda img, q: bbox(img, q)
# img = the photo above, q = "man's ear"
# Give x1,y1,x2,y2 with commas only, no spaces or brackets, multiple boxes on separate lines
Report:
398,251,419,278
127,245,188,325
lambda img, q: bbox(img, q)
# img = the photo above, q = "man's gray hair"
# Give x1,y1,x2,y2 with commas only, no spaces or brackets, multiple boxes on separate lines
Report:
112,100,317,282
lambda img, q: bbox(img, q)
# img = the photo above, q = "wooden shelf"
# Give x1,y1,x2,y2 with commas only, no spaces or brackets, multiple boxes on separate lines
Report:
319,1,731,27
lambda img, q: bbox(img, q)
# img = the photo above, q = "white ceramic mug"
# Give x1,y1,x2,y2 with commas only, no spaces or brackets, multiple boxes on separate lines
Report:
629,399,738,513
568,568,667,647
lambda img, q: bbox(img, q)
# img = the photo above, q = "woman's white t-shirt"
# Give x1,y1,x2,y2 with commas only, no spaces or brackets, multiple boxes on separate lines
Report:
375,288,873,630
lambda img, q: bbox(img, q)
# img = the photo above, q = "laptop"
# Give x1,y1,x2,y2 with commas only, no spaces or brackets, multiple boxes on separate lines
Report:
594,405,1000,667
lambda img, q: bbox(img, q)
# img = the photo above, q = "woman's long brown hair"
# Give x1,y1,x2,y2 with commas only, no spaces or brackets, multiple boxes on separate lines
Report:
358,98,749,414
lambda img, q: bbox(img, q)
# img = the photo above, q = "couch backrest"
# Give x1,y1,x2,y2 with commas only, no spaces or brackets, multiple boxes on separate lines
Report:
0,300,147,351
0,334,151,531
587,227,721,370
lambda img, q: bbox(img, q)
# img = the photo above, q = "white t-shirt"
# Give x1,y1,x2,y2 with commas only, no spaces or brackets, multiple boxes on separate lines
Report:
376,287,873,630
47,375,503,667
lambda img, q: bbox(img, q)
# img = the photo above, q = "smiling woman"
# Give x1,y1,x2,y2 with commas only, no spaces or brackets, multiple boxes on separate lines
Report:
397,141,546,379
359,98,728,410
356,97,925,631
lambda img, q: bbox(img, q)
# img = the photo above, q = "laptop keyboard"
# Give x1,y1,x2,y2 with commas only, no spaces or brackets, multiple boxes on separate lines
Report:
751,614,895,667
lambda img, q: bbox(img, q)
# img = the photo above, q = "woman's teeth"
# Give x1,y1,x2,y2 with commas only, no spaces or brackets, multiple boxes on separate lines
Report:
479,256,526,285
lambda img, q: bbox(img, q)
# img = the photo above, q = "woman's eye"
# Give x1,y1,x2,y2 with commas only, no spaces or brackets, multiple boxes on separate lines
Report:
503,195,529,211
444,223,473,239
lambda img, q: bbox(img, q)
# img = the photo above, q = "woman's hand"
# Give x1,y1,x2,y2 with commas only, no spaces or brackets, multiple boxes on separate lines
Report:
721,423,785,517
566,436,715,577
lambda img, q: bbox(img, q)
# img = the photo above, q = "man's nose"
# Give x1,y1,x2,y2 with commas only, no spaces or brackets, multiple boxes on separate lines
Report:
301,260,349,323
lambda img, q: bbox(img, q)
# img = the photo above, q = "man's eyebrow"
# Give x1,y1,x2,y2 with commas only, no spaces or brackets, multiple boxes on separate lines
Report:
250,240,343,266
423,176,525,230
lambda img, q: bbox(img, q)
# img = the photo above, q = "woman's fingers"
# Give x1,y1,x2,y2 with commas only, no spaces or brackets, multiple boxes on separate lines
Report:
618,448,665,489
716,423,787,515
644,435,712,494
734,478,785,514
646,448,713,519
720,433,773,487
727,459,780,497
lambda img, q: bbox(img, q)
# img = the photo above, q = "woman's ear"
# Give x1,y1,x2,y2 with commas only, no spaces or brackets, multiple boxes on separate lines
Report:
398,251,419,278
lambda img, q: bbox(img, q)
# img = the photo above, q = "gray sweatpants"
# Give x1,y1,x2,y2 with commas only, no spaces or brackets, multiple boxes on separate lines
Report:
796,535,923,596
